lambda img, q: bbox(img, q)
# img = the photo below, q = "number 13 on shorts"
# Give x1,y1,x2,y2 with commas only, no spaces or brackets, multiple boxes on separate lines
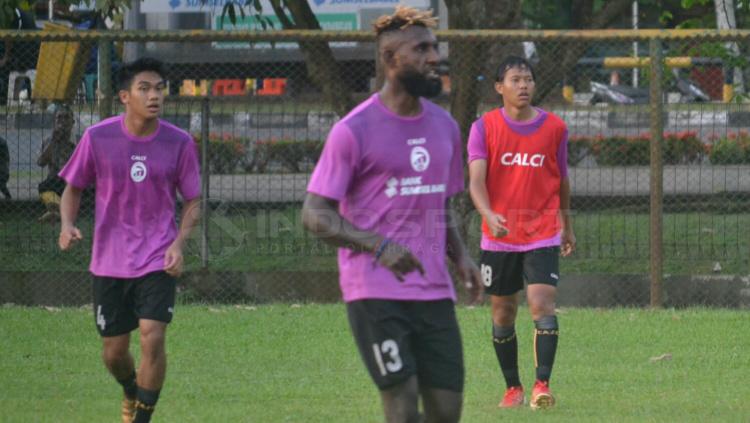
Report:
372,339,403,376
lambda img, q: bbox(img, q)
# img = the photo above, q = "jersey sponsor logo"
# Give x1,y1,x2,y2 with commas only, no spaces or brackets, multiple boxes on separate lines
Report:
500,152,545,168
410,146,430,172
383,175,446,198
130,162,147,182
385,177,399,198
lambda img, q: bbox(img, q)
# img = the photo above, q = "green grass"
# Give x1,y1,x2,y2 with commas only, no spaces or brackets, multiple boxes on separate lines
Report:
2,207,747,275
0,305,747,422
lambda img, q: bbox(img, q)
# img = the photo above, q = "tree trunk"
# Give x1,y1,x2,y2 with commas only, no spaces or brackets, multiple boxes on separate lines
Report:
444,0,523,140
533,0,633,105
443,0,523,239
714,0,744,93
272,1,355,117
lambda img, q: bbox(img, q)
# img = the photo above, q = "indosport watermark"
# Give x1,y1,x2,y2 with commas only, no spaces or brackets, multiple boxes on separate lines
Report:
182,199,573,263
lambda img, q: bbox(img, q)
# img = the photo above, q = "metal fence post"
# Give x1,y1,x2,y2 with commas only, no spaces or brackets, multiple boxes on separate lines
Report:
97,37,112,119
649,38,664,308
200,97,210,269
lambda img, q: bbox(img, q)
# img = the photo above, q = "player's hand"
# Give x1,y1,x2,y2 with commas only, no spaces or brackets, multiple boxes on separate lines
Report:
484,212,509,238
561,228,576,257
58,225,82,251
455,256,483,305
377,241,425,282
163,241,184,277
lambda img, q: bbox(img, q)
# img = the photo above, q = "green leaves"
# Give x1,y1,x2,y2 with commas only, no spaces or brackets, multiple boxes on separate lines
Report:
680,0,711,8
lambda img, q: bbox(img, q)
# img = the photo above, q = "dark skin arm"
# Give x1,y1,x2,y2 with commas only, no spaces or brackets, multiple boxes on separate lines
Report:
301,192,424,281
37,138,52,167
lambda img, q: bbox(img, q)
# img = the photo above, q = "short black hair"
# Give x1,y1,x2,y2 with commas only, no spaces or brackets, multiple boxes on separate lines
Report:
117,57,166,91
496,55,536,82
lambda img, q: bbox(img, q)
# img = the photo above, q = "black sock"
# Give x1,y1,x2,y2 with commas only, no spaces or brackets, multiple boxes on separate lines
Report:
493,325,521,388
133,387,160,423
534,315,559,383
116,372,137,400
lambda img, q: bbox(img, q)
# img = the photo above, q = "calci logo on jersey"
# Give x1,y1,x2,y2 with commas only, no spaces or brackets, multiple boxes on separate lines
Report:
500,152,546,168
130,155,148,183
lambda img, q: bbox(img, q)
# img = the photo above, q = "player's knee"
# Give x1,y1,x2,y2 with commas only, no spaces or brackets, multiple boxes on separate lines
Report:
491,303,517,326
528,298,555,320
102,344,129,366
139,329,166,357
383,395,420,423
382,380,420,422
533,315,558,331
426,401,461,423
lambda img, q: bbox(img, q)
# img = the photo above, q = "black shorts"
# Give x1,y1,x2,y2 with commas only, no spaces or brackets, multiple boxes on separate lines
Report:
92,271,177,337
480,246,560,296
346,299,464,392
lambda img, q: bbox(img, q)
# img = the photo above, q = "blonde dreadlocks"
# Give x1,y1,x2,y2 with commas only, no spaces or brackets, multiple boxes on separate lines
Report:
373,6,437,37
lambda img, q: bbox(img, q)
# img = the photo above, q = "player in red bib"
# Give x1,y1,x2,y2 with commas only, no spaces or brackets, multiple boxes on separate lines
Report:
467,56,575,410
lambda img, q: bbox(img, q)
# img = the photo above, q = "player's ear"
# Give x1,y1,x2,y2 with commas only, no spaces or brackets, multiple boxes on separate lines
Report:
494,81,504,97
382,48,397,69
118,89,129,105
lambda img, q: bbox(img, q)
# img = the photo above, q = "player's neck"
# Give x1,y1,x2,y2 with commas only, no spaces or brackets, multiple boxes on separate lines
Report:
378,82,422,117
123,113,159,138
503,104,537,122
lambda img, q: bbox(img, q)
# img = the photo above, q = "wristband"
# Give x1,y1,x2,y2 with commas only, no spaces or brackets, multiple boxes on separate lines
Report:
373,238,391,261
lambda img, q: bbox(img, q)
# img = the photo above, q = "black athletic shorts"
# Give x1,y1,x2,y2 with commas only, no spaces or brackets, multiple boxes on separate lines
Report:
346,299,464,392
480,246,560,296
92,271,177,337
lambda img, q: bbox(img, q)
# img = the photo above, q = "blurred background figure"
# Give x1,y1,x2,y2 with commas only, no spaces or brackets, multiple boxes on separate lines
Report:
37,104,76,222
0,135,10,200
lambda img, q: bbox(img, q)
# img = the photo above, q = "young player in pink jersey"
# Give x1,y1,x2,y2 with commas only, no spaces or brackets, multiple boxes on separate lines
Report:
58,58,201,423
468,56,576,410
302,7,481,423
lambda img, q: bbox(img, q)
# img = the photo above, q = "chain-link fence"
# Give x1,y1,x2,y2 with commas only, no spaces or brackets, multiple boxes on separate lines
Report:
1,29,749,307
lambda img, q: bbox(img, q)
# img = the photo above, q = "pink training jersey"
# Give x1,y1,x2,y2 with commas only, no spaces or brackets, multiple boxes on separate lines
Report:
59,115,201,278
307,93,464,303
467,108,568,252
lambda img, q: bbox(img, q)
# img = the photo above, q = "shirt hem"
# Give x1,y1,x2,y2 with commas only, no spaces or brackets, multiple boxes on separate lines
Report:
90,265,166,279
342,291,456,303
480,233,561,252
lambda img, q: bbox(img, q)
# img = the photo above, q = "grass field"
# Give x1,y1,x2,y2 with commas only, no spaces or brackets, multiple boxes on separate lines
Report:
0,304,747,422
1,207,748,275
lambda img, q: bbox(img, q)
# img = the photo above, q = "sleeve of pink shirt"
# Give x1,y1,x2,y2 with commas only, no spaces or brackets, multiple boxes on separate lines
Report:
466,119,487,163
307,122,359,201
58,131,95,189
446,120,465,197
177,139,202,201
557,128,569,178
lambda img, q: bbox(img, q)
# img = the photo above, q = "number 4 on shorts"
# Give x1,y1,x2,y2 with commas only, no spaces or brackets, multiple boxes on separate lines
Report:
96,305,106,331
